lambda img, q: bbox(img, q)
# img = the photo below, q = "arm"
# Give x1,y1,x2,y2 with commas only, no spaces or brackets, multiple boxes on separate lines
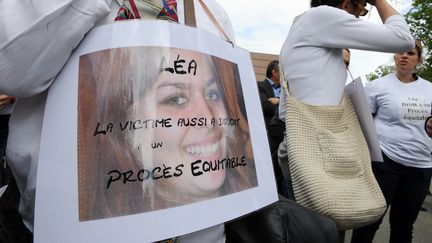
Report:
0,94,13,110
0,0,110,98
258,83,278,116
426,116,432,138
306,4,414,53
368,0,399,23
268,98,280,105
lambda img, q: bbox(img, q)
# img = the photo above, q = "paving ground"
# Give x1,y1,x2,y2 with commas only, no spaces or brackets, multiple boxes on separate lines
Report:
344,191,432,243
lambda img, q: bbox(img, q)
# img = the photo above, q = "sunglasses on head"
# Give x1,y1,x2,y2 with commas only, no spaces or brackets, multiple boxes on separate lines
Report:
353,0,368,17
359,5,369,16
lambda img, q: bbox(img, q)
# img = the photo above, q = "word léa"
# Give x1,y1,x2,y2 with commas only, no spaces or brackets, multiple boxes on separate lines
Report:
159,54,197,75
106,156,247,189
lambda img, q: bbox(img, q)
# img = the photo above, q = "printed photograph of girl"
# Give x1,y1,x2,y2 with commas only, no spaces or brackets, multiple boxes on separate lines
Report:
77,46,258,221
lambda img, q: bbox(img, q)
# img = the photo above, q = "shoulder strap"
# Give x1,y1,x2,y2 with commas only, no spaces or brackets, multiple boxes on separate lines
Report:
280,14,305,96
184,0,197,27
197,0,233,45
184,0,233,44
279,59,290,96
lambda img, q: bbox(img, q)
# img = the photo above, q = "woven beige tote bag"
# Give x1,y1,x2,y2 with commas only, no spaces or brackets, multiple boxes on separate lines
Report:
283,83,386,230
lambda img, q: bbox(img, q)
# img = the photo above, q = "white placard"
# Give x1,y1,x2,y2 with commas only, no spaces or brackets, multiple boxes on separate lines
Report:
34,21,277,243
345,77,383,162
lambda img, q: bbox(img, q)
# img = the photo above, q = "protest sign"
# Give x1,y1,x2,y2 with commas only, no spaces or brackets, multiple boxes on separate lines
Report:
345,77,383,162
34,21,277,242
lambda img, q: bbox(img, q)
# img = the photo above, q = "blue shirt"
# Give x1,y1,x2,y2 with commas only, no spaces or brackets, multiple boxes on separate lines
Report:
265,78,281,98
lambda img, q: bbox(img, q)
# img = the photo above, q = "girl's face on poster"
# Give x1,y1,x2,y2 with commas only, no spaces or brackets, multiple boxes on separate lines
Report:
137,49,228,197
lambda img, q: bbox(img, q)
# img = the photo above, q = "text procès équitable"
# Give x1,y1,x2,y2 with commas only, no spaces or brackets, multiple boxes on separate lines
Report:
106,156,247,189
88,116,245,189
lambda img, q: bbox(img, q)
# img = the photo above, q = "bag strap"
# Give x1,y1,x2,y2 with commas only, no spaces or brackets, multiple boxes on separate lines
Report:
279,59,290,96
184,0,233,45
184,0,197,27
197,0,233,45
280,15,304,97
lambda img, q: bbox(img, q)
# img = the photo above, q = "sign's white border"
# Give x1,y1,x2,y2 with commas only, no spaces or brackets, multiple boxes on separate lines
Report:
35,20,277,243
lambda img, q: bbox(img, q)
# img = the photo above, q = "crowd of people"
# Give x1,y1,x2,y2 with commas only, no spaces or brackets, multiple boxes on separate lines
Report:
257,0,430,242
1,0,431,242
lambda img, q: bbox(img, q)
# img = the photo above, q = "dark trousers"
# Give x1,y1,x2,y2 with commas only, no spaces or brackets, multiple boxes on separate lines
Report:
351,153,432,243
266,113,286,197
0,114,11,186
0,114,10,156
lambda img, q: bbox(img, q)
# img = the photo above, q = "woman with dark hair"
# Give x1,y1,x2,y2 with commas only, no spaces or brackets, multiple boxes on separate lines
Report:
276,0,415,240
77,46,257,221
351,40,432,243
279,0,413,110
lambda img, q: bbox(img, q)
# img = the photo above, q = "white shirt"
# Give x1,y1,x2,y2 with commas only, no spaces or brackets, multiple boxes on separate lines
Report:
0,2,233,241
366,73,432,168
278,6,414,121
1,0,112,232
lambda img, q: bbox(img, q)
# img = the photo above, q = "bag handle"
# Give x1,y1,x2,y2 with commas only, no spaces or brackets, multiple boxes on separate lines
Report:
197,0,233,45
280,13,304,97
279,59,290,96
184,0,233,45
184,0,197,27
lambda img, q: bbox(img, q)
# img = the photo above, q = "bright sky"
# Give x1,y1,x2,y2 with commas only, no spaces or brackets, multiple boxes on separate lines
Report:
217,0,413,81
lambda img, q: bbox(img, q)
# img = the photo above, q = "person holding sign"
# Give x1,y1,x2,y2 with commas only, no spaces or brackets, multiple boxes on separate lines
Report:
77,46,257,220
351,39,432,243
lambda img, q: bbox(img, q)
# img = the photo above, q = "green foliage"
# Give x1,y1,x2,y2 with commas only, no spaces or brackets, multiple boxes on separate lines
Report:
405,0,432,81
366,1,432,82
366,64,395,82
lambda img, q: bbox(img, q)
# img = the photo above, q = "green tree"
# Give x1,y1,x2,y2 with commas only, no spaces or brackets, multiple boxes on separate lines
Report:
366,0,432,82
405,0,432,81
366,64,395,82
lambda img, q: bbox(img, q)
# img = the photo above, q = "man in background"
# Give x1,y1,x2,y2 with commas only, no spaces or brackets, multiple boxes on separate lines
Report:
258,60,280,128
258,60,286,194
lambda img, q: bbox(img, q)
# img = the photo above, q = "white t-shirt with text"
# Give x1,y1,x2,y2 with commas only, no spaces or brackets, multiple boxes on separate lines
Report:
366,73,432,168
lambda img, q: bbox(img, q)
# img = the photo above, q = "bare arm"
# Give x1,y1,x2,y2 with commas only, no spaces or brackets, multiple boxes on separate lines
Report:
368,0,400,23
268,97,280,105
0,94,13,110
426,116,432,138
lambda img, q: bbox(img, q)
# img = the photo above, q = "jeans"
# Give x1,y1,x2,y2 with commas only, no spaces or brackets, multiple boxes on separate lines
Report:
267,114,286,196
351,153,432,243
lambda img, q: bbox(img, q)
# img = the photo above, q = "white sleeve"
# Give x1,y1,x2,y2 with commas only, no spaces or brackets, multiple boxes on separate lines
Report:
305,6,414,53
365,80,380,114
0,0,111,98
